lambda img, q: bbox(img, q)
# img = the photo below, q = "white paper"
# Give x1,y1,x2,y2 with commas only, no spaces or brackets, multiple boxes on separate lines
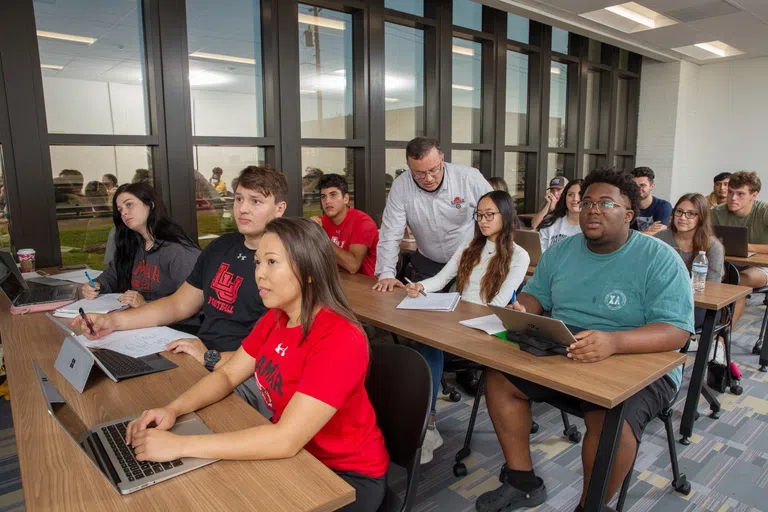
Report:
49,269,103,284
396,292,461,312
21,271,42,279
54,294,125,317
78,326,190,358
459,314,505,335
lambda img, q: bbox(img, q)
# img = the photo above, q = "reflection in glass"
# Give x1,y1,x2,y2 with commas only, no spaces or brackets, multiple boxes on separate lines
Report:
549,62,568,147
385,0,423,17
187,0,264,137
619,49,629,70
615,78,629,151
505,51,529,146
547,153,564,184
50,146,152,269
504,152,526,211
615,155,633,173
34,0,149,135
302,148,354,218
585,70,601,150
0,147,10,253
193,146,266,247
298,5,353,139
451,150,480,170
452,38,482,144
508,14,529,43
552,27,569,54
385,148,410,200
453,0,482,31
385,24,424,141
588,40,602,63
583,154,599,177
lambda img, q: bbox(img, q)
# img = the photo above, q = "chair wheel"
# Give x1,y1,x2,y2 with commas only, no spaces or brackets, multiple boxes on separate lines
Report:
673,475,691,495
730,385,743,395
567,431,582,443
753,343,762,355
760,366,767,373
449,391,462,402
530,422,539,434
709,410,721,419
453,463,467,477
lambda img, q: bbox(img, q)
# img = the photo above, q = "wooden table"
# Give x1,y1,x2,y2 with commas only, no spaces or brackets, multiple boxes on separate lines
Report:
678,282,752,445
341,273,685,511
0,305,354,511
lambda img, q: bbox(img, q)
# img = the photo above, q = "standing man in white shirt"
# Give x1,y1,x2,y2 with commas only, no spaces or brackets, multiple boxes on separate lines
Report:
373,136,492,464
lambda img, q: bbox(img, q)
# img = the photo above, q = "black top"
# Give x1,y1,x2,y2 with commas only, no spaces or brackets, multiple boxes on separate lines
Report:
186,232,266,352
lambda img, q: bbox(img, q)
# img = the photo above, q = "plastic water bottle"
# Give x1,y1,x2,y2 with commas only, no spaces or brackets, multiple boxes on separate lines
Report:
692,251,708,293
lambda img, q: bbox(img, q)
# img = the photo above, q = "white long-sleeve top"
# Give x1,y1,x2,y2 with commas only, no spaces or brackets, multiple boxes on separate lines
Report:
539,216,582,252
419,239,530,306
375,162,493,279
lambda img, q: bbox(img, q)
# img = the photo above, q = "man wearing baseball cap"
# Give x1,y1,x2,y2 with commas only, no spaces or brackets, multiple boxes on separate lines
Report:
708,172,731,208
531,176,569,229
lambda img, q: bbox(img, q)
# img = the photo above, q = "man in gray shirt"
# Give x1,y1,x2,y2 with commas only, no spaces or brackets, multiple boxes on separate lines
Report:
373,136,492,464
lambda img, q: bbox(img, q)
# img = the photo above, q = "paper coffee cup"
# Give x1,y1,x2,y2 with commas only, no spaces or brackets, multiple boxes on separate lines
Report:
17,249,36,273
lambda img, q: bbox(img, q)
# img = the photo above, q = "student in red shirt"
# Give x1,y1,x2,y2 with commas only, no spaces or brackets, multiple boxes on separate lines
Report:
126,217,389,512
310,174,379,277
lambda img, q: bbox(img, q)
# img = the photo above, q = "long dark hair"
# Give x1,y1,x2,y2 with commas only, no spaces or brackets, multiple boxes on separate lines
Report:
537,179,584,230
112,183,198,291
263,218,361,344
456,191,517,304
670,193,718,271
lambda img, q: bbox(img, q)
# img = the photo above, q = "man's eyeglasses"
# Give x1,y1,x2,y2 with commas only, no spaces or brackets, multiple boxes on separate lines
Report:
673,209,698,219
473,211,500,222
578,200,627,212
411,158,444,180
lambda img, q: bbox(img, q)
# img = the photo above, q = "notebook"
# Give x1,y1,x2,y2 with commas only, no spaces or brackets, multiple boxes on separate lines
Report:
53,294,126,318
459,314,505,335
396,292,461,312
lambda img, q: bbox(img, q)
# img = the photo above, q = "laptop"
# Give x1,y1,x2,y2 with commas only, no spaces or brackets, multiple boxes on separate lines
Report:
0,252,78,313
515,229,543,266
488,304,579,347
47,313,178,393
714,225,756,258
32,361,218,494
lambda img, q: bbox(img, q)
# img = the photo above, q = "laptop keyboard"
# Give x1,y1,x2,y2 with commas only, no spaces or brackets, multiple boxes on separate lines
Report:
20,288,58,303
101,421,183,482
92,348,154,378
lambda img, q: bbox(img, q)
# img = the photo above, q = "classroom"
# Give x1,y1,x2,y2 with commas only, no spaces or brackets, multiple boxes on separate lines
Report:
0,0,767,511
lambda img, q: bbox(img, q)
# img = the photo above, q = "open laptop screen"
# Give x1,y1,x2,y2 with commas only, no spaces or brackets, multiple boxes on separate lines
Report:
34,362,92,446
0,253,24,303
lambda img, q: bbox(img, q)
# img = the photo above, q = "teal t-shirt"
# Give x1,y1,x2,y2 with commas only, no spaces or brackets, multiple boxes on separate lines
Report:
523,231,694,389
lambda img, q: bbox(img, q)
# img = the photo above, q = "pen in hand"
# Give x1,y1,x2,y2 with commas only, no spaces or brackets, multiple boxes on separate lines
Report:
78,307,95,335
404,277,428,298
84,271,98,290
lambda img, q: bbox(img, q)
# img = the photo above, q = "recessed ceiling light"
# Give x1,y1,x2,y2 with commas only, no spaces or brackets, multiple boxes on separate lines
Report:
695,42,726,57
190,52,256,65
298,13,346,30
36,30,97,44
551,66,562,75
452,84,474,91
672,40,742,60
41,64,64,70
580,2,677,34
605,5,654,28
452,45,474,56
385,97,399,102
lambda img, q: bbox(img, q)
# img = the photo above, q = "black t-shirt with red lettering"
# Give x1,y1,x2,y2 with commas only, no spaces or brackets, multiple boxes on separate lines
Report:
186,232,266,352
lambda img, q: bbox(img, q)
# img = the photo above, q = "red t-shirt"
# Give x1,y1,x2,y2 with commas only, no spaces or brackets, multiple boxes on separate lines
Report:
242,308,389,478
321,207,379,277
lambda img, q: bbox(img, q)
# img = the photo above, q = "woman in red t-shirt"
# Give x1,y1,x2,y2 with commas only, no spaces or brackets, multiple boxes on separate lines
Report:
126,218,389,511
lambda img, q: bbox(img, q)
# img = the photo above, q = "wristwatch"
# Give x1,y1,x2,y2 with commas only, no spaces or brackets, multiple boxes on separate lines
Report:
204,349,221,372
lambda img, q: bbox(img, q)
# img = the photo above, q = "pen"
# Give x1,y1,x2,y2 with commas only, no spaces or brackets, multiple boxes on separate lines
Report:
404,277,428,298
510,290,517,305
85,271,96,289
78,307,95,335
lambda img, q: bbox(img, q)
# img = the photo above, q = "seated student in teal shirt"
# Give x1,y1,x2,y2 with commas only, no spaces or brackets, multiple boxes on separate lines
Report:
476,169,693,512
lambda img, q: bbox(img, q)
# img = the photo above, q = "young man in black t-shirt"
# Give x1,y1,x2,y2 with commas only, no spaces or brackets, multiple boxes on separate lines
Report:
74,166,288,407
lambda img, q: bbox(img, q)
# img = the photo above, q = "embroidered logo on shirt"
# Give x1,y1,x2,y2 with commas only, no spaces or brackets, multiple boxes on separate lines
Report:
451,197,465,210
275,343,288,356
237,253,247,261
604,290,627,311
208,263,244,314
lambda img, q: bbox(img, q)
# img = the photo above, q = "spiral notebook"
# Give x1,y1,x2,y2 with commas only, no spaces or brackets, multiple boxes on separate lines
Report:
396,292,461,312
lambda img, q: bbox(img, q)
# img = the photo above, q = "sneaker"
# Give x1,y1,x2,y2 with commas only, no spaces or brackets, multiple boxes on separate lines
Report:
476,477,546,512
420,427,444,465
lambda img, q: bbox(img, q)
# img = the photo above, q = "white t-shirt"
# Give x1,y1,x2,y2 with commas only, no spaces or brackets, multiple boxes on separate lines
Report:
538,216,582,252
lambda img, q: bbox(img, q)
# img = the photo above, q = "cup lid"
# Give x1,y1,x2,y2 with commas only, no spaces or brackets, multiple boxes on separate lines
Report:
17,249,35,254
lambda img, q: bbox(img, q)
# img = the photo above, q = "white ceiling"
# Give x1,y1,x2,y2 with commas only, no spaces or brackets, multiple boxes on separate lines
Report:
481,0,768,64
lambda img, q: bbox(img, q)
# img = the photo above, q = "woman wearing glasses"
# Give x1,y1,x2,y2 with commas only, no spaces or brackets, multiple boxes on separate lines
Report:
405,190,530,463
537,179,584,252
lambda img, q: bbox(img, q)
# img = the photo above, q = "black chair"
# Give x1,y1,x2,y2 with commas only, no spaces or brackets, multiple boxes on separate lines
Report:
752,285,768,372
367,344,432,512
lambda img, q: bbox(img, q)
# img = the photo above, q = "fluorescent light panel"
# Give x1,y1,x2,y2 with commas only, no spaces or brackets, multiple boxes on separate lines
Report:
551,66,562,75
298,13,346,30
452,45,475,56
579,3,677,34
695,42,726,57
300,89,319,94
190,51,256,65
605,5,654,28
384,97,399,102
672,40,743,60
452,84,474,91
36,30,96,44
41,64,64,70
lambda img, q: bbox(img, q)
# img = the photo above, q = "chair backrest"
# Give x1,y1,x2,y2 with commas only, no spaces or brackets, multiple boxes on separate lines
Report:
723,261,740,286
366,344,432,468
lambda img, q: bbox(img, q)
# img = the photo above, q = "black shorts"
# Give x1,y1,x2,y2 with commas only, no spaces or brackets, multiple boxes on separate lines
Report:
503,373,676,443
335,470,387,512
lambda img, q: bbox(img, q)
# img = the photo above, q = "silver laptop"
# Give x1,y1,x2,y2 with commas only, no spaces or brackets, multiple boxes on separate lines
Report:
488,304,578,347
33,361,218,494
515,230,543,266
714,225,756,258
0,252,78,307
48,313,177,393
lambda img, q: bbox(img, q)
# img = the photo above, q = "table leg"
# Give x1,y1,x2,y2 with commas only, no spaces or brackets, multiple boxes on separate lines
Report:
680,308,717,444
583,402,626,512
759,324,768,372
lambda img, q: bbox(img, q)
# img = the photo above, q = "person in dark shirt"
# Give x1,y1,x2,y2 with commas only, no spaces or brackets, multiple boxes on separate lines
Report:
74,166,288,408
630,167,673,235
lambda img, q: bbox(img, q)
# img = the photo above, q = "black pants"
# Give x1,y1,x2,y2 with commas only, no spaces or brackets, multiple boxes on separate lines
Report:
335,471,387,512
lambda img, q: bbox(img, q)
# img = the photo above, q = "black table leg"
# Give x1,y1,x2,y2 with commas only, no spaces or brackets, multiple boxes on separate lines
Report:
680,308,717,444
583,402,626,512
759,323,768,372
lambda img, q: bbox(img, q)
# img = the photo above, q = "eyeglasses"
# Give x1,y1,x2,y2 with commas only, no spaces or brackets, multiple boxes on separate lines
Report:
411,158,444,180
578,200,627,212
673,209,698,219
473,211,500,222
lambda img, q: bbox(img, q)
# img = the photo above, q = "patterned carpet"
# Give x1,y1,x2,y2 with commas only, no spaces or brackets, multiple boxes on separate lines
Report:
0,297,765,512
